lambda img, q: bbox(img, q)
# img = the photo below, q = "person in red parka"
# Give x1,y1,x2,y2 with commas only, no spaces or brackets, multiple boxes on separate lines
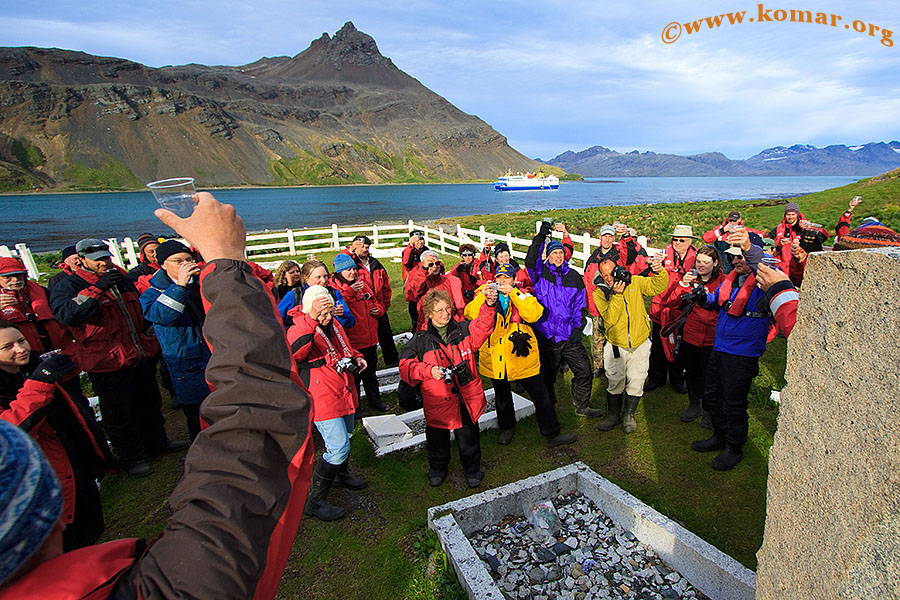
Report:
477,242,534,293
330,253,386,412
400,288,497,488
659,245,725,424
645,225,698,394
286,285,368,522
450,243,482,303
767,202,828,287
404,250,466,330
0,258,72,356
0,322,114,552
339,235,399,366
402,230,429,329
49,239,186,478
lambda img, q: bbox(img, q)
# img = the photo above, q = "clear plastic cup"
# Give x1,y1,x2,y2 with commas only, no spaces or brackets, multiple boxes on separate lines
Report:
761,255,781,270
146,177,196,218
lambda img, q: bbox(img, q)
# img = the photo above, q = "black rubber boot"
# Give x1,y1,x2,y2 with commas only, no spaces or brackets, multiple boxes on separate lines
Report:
597,392,623,431
622,395,641,434
699,410,713,430
711,445,744,471
305,459,345,521
334,459,368,490
680,393,702,422
691,433,726,453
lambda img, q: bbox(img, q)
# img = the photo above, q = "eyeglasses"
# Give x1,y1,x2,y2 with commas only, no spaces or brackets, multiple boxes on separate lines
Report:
166,257,196,266
432,306,454,315
461,252,474,257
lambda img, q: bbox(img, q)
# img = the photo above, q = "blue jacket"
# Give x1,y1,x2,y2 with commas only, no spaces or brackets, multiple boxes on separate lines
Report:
276,284,355,330
525,232,586,343
140,269,211,405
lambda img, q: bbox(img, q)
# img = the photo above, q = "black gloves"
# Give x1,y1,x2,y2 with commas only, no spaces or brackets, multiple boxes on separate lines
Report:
30,354,78,384
688,284,707,304
539,219,553,236
463,290,475,301
509,330,533,357
95,269,124,291
456,262,470,274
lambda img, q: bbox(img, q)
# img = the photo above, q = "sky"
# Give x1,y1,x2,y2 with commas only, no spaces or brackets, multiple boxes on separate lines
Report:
2,0,899,161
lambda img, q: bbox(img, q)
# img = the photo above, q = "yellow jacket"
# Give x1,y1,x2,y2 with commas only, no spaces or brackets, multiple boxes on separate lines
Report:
592,269,668,349
464,286,544,381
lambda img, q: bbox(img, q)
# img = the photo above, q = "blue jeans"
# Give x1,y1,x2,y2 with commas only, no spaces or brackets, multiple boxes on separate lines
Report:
315,413,355,465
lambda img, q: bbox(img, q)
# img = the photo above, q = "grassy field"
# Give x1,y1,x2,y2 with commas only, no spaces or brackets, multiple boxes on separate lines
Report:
36,170,897,598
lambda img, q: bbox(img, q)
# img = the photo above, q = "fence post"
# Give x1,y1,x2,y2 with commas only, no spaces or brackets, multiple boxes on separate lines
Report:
439,227,446,254
106,239,125,269
287,229,296,255
331,224,340,250
14,244,40,281
372,224,379,247
0,245,11,258
479,225,487,249
408,219,415,235
122,237,138,269
535,220,542,234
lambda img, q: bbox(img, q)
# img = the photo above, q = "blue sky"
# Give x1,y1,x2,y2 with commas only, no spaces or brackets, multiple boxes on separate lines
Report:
2,1,898,160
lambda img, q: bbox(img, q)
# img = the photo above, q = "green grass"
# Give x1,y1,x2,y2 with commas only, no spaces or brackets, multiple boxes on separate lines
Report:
439,169,900,248
90,244,788,599
62,157,144,191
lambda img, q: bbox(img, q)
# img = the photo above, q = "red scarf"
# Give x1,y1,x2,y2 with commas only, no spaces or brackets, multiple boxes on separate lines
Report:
718,269,758,317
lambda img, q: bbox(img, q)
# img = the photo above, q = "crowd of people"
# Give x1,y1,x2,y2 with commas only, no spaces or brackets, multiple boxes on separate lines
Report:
0,192,895,595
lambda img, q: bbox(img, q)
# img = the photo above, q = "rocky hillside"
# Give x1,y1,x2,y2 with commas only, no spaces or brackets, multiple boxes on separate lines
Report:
544,142,900,177
0,22,545,191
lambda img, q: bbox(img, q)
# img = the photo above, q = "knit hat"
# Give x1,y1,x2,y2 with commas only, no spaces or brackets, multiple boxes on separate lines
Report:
155,240,191,265
493,242,511,257
75,238,112,261
420,250,439,263
136,233,159,252
546,240,565,255
784,202,801,215
598,225,615,237
0,420,63,584
495,263,517,278
0,257,27,277
333,253,357,274
301,285,334,314
60,245,77,260
726,210,741,222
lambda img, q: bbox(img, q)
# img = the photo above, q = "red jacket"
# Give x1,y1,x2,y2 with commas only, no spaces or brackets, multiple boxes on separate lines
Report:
0,280,73,355
0,363,113,529
401,243,428,280
399,302,495,430
649,244,697,324
768,214,828,282
835,210,853,241
286,311,361,422
405,265,466,330
329,274,383,350
660,273,726,347
49,266,159,373
338,247,392,309
702,220,768,245
449,260,482,300
250,262,276,295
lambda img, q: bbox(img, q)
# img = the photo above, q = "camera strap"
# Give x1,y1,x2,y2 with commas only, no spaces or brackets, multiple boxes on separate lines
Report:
314,324,354,363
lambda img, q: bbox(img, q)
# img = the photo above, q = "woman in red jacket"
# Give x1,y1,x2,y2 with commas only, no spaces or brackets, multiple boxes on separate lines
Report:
660,245,725,424
286,285,368,522
330,253,386,412
399,288,497,488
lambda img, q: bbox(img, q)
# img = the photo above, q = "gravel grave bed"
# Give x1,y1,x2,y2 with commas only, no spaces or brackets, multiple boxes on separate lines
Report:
467,492,708,600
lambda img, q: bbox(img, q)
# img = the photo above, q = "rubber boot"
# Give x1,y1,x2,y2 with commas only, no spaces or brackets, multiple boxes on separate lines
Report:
691,432,726,453
597,392,622,431
711,444,744,471
305,459,345,521
622,395,641,434
680,393,701,422
334,459,368,490
699,410,713,430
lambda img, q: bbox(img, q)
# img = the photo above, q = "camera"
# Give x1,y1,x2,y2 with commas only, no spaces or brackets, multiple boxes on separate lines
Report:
440,362,474,386
611,265,632,286
487,282,499,292
335,357,360,376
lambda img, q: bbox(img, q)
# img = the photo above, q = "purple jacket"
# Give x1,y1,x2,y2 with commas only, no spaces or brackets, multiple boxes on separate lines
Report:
525,233,587,342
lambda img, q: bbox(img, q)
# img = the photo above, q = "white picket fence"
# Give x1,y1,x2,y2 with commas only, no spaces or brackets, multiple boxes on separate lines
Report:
4,220,652,281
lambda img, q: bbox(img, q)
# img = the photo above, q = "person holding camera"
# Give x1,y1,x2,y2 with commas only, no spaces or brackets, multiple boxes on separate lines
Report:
286,285,368,521
592,252,668,433
464,264,577,447
330,253,387,412
139,240,210,441
768,202,828,287
659,245,725,424
399,288,497,488
404,250,466,331
525,219,602,418
690,229,799,471
0,257,71,356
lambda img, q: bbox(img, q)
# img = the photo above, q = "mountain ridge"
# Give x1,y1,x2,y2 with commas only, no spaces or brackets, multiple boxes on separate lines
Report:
542,141,900,177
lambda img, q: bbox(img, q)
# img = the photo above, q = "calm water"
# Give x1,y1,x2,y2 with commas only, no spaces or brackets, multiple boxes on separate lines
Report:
1,176,861,252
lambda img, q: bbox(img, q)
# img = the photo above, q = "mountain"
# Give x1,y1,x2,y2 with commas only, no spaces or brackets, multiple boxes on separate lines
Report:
0,22,544,191
544,142,900,177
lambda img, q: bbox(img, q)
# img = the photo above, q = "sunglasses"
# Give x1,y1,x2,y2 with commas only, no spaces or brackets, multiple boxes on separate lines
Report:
461,252,474,257
79,245,107,255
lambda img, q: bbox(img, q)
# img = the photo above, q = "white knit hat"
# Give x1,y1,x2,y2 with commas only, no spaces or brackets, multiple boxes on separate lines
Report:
302,285,334,314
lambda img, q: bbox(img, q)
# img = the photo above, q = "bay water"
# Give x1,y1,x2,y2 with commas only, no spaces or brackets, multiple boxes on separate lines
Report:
1,176,861,253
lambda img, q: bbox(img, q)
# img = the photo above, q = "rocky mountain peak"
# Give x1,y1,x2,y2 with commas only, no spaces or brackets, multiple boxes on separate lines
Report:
303,21,392,70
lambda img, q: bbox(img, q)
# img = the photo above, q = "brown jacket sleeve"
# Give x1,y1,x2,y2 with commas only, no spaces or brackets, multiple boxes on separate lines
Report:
122,259,315,600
